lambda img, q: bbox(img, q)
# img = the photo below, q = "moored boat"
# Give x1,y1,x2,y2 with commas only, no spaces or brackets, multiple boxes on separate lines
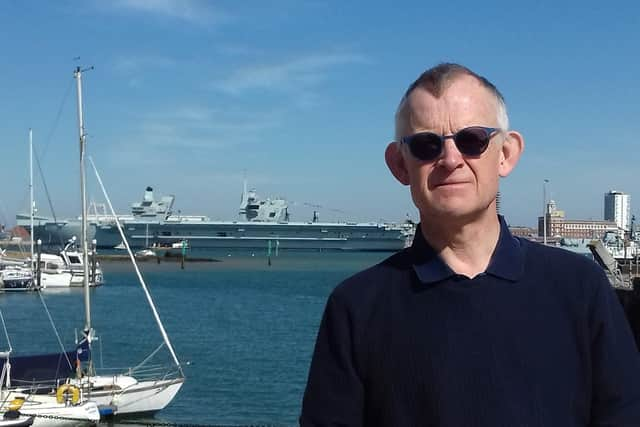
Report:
0,267,34,292
69,65,185,417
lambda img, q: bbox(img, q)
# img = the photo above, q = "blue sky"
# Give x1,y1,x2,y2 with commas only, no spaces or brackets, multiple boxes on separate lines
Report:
1,0,638,228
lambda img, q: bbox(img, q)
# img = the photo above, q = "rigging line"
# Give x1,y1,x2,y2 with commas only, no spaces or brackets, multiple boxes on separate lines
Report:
0,200,9,226
17,78,74,223
34,77,73,226
41,76,74,160
34,149,59,227
89,156,184,377
0,325,15,399
130,342,165,373
36,290,74,371
0,311,12,354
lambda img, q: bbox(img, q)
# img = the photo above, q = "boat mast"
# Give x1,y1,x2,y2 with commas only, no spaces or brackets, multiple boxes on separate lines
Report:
74,66,92,335
29,129,34,261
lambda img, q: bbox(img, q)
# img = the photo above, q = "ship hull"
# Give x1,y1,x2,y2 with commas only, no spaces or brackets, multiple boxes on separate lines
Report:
16,214,96,247
18,217,413,252
94,220,411,251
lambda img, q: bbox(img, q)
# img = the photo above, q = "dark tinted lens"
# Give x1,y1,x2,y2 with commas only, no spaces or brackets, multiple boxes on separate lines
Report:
406,133,442,161
454,127,490,156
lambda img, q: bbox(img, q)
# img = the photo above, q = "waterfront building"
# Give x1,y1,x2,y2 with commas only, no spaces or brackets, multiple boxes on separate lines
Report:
537,200,565,237
604,190,631,232
538,200,618,239
508,225,536,238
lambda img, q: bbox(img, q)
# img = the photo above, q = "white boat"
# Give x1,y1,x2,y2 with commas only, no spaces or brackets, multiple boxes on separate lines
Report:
0,392,99,427
35,240,104,289
0,267,34,292
69,371,184,416
70,66,184,416
0,248,36,293
134,249,158,258
0,312,100,427
34,253,74,289
25,130,103,290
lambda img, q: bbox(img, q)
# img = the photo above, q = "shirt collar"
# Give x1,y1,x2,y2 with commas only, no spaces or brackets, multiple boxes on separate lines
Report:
410,215,525,284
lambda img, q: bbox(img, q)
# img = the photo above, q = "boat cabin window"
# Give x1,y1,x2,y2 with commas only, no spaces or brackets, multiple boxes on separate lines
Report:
46,263,58,270
68,256,81,264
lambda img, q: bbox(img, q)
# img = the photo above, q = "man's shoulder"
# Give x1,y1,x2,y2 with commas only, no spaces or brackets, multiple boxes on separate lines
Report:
331,248,413,304
517,237,606,281
519,237,596,263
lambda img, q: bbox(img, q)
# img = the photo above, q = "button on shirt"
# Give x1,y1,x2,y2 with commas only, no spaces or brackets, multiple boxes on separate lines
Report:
300,216,640,427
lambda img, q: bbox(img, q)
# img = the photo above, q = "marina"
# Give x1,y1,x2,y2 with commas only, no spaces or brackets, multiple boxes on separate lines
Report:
1,66,184,424
0,3,638,425
0,250,387,425
2,238,640,425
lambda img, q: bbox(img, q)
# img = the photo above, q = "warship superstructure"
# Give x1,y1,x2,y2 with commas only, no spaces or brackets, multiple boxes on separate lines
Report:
19,184,414,251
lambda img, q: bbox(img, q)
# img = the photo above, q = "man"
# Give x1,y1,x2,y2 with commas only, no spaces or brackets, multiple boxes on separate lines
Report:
300,63,640,426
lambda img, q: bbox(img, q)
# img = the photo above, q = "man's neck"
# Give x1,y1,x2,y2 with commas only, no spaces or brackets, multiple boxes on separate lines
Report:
420,211,501,278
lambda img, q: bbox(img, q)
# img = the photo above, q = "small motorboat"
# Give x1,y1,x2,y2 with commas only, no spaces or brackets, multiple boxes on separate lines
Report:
134,249,158,258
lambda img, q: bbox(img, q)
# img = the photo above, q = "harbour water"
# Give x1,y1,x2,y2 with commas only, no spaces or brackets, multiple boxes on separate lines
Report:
0,250,391,426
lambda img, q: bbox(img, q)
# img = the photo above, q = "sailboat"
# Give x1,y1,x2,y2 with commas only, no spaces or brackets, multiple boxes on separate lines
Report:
65,66,184,416
134,224,158,258
0,134,100,426
0,311,100,427
26,129,104,290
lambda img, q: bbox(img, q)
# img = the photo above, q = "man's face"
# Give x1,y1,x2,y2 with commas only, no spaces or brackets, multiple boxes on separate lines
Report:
398,75,504,223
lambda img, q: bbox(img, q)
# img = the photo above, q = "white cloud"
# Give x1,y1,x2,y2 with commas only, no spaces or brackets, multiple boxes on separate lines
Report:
211,52,370,95
137,106,284,133
108,0,225,25
104,105,284,164
113,55,177,74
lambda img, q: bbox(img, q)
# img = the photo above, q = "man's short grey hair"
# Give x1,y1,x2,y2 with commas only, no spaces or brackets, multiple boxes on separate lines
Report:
395,63,509,140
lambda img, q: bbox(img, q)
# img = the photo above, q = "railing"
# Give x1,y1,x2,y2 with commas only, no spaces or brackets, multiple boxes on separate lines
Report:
94,363,184,382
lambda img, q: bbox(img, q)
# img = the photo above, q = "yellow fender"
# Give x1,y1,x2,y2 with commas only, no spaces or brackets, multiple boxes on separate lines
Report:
8,397,25,411
56,384,80,405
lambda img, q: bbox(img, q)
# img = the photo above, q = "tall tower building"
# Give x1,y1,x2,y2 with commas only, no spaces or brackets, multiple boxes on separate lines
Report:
604,190,631,231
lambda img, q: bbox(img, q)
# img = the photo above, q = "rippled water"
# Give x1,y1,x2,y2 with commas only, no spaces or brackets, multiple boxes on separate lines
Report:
0,250,389,426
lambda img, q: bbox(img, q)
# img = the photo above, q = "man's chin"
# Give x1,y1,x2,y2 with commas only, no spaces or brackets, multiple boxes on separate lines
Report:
419,205,486,224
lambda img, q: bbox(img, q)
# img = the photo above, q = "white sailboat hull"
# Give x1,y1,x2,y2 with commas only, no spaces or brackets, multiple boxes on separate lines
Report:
72,375,184,415
1,392,99,427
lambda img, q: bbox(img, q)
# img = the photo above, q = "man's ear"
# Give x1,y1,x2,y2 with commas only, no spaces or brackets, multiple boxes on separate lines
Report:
498,131,524,177
385,141,410,185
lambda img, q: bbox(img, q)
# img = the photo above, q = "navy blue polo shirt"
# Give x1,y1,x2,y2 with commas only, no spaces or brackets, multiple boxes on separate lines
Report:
300,216,640,427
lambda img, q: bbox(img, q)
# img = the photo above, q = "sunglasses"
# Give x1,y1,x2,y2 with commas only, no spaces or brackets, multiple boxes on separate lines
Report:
400,126,501,161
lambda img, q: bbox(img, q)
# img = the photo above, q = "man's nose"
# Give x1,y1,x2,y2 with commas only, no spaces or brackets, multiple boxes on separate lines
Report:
437,138,464,170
